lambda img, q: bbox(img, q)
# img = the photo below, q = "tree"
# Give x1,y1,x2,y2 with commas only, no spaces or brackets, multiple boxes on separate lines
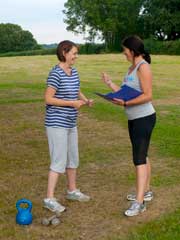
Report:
0,23,39,53
63,0,144,50
141,0,180,40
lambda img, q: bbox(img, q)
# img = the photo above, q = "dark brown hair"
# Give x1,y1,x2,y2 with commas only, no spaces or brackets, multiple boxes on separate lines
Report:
56,40,78,62
122,35,151,64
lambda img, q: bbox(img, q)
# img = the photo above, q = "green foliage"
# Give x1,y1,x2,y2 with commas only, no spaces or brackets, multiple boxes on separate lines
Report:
0,34,179,57
63,0,180,50
64,0,180,51
0,48,56,57
140,0,180,40
79,43,106,54
1,39,180,57
0,23,40,53
80,39,180,55
63,0,144,51
144,39,180,55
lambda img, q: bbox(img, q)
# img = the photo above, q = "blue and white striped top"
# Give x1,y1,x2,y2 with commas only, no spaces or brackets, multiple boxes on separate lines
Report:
45,65,80,128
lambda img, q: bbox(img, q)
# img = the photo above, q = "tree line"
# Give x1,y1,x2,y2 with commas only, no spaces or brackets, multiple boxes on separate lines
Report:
0,23,40,53
63,0,180,50
0,0,179,54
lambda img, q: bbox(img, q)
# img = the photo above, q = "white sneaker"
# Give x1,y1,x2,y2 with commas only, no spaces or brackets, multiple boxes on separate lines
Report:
124,201,146,217
43,198,66,213
127,191,153,202
66,189,90,202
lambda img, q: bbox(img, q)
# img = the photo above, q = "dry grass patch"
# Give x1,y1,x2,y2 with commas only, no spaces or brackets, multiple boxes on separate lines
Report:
154,96,180,106
0,102,179,240
0,54,180,239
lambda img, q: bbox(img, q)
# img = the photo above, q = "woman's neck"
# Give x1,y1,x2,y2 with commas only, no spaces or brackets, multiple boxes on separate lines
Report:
59,62,72,75
132,56,143,67
59,62,71,70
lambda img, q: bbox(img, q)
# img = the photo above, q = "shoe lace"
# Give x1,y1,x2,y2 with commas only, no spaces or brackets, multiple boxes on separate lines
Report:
129,202,139,210
50,198,60,208
74,189,84,197
145,191,152,196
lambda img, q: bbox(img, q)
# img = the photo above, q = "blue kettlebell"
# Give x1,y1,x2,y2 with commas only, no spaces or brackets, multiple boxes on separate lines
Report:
16,198,33,225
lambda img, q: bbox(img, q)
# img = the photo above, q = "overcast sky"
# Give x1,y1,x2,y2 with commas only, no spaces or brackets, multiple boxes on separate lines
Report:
0,0,88,44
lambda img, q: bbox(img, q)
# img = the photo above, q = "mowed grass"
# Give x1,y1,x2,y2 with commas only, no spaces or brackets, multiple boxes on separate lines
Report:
0,54,180,240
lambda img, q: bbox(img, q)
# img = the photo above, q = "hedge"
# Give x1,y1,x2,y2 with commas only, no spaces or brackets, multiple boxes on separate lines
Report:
0,39,179,57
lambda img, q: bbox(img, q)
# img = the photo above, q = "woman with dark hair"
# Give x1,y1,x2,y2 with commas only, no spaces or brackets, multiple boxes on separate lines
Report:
102,35,156,217
43,40,93,213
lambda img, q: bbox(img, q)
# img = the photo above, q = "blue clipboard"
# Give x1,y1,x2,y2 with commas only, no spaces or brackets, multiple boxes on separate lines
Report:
95,85,142,102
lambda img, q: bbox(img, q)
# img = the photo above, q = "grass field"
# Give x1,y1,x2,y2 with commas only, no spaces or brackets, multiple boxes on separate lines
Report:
0,54,180,240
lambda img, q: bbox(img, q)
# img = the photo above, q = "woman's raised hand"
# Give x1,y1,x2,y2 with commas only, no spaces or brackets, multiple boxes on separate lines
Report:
101,72,112,86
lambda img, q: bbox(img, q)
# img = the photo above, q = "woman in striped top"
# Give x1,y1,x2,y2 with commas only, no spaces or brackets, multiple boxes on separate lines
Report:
43,41,93,212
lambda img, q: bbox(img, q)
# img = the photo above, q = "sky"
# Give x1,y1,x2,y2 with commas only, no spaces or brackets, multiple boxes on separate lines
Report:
0,0,89,44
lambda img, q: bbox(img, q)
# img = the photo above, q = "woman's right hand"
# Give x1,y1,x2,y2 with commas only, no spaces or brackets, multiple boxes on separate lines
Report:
101,72,112,86
72,100,86,109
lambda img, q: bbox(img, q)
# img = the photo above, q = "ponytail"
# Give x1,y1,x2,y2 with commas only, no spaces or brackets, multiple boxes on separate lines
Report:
143,50,151,64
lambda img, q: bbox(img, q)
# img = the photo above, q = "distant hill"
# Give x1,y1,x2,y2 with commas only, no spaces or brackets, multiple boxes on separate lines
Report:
41,43,58,49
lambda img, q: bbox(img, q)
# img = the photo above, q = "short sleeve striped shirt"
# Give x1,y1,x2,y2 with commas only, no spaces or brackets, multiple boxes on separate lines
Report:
45,65,80,128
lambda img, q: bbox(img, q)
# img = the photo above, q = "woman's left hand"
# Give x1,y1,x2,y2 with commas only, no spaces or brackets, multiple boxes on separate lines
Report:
85,99,94,107
112,98,125,106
